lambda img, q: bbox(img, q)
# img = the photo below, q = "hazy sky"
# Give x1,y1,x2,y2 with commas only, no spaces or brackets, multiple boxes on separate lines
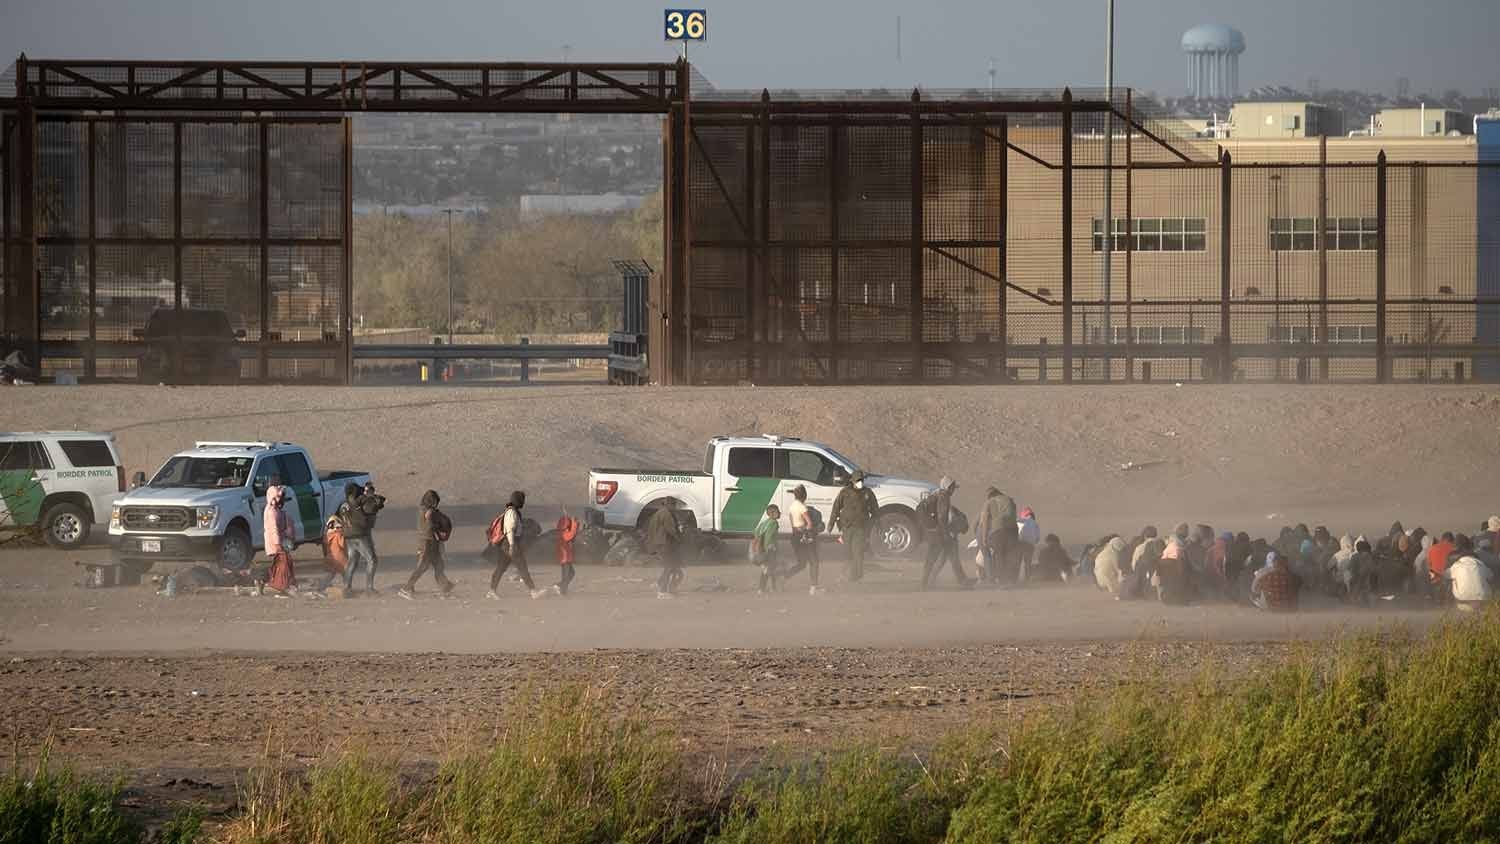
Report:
1,0,1496,97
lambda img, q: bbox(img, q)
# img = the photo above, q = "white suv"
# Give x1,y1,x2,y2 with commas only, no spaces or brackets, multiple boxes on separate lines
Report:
0,432,125,549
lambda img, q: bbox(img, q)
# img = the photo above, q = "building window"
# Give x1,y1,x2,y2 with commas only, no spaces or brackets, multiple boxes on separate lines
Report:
1266,325,1316,343
1271,217,1377,251
1326,217,1378,251
1329,325,1377,343
1094,325,1206,344
1092,217,1207,253
1270,217,1318,251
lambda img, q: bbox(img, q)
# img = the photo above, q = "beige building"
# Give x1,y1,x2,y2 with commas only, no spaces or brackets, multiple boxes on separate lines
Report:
1229,102,1345,139
1378,107,1473,138
992,132,1484,381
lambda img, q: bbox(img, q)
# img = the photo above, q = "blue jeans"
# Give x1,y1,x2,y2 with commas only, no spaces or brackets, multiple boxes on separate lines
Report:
344,535,379,591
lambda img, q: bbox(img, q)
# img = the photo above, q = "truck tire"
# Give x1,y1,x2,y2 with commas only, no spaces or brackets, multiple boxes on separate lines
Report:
874,508,921,559
219,525,253,570
41,502,90,550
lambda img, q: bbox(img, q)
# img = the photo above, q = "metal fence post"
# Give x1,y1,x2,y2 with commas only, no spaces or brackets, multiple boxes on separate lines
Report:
1317,135,1329,380
1061,87,1073,383
1376,150,1389,383
910,89,924,382
1220,150,1233,382
15,55,39,365
520,336,530,384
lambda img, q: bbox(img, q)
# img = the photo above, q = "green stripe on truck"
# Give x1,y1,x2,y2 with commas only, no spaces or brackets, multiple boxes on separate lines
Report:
719,477,780,534
0,469,45,527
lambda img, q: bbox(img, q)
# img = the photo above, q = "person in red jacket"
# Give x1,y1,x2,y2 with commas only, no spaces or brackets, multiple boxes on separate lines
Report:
554,512,581,595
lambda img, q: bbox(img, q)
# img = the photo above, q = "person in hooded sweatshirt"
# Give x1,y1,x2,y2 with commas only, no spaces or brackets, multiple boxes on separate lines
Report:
486,491,546,600
263,484,297,595
554,511,581,596
1121,537,1164,601
1032,534,1075,583
1152,535,1190,605
1093,536,1128,594
1443,547,1494,611
399,490,455,599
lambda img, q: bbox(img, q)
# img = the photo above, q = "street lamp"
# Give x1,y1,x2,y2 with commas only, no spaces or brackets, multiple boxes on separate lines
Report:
441,208,458,344
1269,173,1282,379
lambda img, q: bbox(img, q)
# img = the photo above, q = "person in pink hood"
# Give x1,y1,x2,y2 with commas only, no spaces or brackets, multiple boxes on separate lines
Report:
263,485,297,594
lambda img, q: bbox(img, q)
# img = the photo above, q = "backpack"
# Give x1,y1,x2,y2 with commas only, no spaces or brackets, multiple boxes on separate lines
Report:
430,509,453,543
807,506,825,535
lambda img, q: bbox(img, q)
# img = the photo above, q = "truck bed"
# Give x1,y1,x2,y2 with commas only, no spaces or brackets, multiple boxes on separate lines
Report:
590,468,707,476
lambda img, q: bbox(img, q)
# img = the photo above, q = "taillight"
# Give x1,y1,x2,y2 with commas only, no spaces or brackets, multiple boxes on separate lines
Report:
116,466,126,493
594,480,618,505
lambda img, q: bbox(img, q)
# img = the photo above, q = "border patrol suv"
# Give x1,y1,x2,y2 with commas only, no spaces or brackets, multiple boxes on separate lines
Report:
109,441,371,571
0,432,125,549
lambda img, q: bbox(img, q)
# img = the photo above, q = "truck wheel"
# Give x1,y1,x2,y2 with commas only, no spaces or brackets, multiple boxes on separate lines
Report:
42,503,90,550
220,526,252,569
874,509,920,559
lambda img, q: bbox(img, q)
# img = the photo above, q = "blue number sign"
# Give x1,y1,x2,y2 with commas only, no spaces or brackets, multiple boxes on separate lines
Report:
664,9,707,41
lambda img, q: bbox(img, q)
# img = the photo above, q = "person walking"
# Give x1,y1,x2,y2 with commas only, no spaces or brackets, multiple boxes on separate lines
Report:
398,489,455,599
920,477,974,590
782,485,825,594
553,511,580,596
486,491,545,600
751,504,783,594
830,471,879,582
339,481,386,595
646,498,685,598
263,484,297,596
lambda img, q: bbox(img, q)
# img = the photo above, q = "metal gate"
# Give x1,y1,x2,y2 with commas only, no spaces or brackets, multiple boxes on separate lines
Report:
3,113,349,382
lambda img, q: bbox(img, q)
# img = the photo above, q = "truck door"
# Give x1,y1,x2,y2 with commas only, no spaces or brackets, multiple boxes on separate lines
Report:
777,448,843,534
274,452,323,542
0,440,52,528
718,446,777,534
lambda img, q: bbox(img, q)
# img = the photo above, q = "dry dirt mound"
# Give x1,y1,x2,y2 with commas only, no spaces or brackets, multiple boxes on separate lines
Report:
9,383,1500,539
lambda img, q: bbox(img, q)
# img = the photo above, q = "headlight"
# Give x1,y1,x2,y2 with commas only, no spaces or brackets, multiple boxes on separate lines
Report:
110,506,122,529
196,506,218,529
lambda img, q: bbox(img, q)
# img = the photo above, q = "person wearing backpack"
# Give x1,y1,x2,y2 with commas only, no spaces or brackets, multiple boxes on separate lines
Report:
782,485,826,595
921,477,975,590
750,504,783,593
399,489,454,599
340,481,386,595
486,491,546,600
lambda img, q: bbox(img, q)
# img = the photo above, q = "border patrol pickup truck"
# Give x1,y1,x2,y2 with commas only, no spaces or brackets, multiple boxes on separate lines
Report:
109,441,371,571
587,435,937,557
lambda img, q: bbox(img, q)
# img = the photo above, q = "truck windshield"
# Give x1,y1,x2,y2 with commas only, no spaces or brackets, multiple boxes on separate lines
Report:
150,456,255,489
821,446,859,474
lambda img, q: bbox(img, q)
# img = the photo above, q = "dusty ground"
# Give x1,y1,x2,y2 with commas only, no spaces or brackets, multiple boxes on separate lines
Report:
0,382,1494,817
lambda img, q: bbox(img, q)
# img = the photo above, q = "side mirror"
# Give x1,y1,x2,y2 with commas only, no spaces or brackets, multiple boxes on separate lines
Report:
131,471,147,489
833,473,849,487
234,329,247,340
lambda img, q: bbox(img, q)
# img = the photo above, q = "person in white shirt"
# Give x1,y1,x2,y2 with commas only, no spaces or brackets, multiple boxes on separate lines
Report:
782,485,824,595
1443,554,1493,610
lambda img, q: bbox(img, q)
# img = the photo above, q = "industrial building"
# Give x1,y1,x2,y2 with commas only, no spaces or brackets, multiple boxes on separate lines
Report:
1228,102,1345,139
1377,107,1473,137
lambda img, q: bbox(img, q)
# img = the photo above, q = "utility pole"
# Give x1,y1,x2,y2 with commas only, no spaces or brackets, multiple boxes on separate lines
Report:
442,208,457,344
1102,0,1115,352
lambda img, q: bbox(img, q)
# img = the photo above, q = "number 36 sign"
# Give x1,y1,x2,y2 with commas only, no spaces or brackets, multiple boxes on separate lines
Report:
664,9,707,41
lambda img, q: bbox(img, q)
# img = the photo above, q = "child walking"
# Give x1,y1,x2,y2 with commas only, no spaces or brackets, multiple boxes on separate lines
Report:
751,504,782,593
554,511,580,595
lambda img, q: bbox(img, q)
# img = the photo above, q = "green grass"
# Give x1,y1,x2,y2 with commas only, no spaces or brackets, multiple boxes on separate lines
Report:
15,608,1500,843
0,747,140,844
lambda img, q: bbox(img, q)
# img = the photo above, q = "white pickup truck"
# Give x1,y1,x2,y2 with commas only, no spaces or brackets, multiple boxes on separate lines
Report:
109,441,371,571
587,435,938,557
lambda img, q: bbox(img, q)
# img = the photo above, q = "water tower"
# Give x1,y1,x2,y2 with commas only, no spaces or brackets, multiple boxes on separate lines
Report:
1182,24,1245,100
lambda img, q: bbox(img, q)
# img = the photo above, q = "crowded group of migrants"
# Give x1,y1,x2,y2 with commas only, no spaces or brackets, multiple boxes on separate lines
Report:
208,473,1497,611
1082,518,1500,611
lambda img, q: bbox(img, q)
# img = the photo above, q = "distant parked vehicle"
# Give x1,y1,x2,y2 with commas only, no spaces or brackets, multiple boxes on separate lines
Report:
134,308,246,382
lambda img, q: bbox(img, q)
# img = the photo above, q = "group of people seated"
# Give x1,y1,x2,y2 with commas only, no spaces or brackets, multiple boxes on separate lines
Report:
1080,518,1499,612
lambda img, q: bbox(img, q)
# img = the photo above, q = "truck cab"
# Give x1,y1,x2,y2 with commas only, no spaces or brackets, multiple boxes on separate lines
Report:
109,441,371,571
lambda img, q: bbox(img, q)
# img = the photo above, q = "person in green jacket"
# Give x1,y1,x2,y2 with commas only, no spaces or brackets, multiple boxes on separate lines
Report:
646,498,685,598
830,471,879,582
751,504,782,593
